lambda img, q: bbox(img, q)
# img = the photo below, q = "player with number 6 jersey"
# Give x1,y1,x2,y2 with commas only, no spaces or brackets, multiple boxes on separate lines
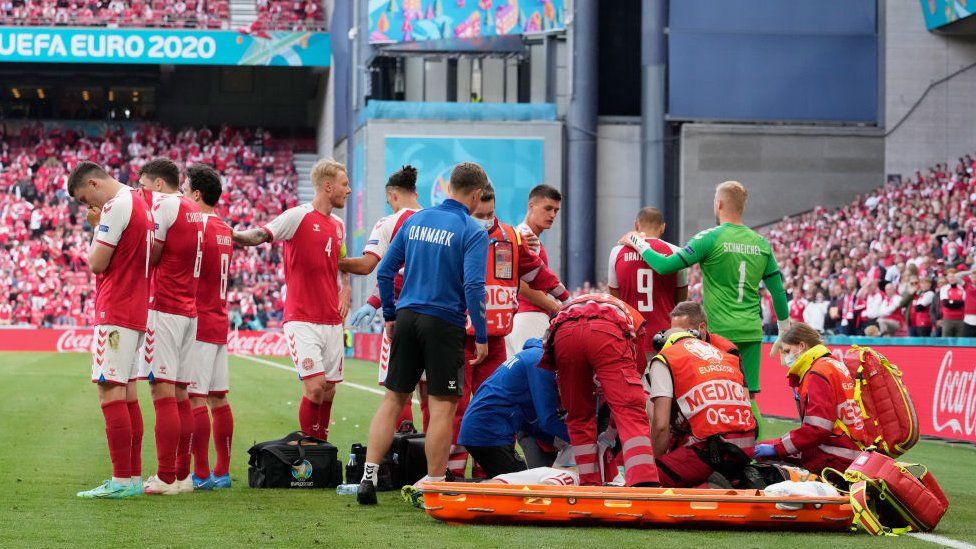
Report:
233,158,352,443
608,207,687,355
184,164,235,490
136,158,204,496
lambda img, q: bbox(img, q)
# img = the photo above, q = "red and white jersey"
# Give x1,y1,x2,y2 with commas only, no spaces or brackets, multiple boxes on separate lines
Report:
148,192,203,317
364,207,418,310
515,222,549,314
92,187,153,331
195,214,233,345
262,204,344,325
607,239,687,339
363,207,419,260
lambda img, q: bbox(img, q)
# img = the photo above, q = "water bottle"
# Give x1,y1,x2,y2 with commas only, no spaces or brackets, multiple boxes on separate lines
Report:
336,483,359,495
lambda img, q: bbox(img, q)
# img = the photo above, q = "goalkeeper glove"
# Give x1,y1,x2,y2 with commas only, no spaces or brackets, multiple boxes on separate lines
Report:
752,444,776,459
769,318,792,358
349,303,378,330
619,231,651,256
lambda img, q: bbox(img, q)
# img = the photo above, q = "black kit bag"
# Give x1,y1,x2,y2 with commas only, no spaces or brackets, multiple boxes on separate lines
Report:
388,427,427,488
345,442,394,490
248,431,342,489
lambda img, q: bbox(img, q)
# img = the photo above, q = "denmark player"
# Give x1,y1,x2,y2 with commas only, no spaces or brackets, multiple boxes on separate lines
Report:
341,166,423,428
504,184,562,357
233,159,352,441
184,164,235,490
69,161,152,499
137,158,204,495
608,207,688,356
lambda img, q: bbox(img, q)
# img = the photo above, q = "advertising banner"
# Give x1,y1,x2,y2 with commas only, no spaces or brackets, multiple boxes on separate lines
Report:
384,136,545,226
757,342,976,444
920,0,976,30
0,28,330,66
369,0,564,44
353,333,383,363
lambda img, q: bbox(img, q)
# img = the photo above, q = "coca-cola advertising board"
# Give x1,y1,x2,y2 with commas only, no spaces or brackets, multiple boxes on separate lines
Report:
756,342,976,444
0,328,294,356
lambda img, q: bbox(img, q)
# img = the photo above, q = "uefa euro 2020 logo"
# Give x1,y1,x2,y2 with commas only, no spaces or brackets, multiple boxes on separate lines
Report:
291,459,313,481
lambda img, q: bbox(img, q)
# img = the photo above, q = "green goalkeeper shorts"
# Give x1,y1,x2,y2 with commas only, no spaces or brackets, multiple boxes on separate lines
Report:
734,341,762,394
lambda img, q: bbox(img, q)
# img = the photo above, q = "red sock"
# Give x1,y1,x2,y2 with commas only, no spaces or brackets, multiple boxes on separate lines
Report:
298,397,321,438
176,398,193,480
101,400,132,479
211,404,234,477
127,400,143,478
318,400,333,440
191,406,211,479
153,397,180,484
395,401,414,429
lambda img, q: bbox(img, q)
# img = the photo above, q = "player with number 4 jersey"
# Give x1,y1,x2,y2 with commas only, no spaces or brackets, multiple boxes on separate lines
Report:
233,159,352,443
608,207,687,355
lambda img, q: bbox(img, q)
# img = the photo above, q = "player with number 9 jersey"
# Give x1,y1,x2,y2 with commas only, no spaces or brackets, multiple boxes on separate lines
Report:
608,238,687,351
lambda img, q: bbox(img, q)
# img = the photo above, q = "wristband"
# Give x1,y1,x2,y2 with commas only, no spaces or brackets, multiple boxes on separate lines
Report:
625,232,651,255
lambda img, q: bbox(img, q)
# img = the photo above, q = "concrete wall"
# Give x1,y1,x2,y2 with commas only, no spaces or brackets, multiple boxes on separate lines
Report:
594,119,642,283
679,123,884,241
884,0,976,177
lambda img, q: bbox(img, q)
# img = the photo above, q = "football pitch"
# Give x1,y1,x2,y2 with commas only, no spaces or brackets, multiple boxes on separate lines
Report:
2,351,974,548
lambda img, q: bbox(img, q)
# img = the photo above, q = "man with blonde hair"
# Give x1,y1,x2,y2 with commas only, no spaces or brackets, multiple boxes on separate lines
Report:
234,158,352,440
620,181,790,432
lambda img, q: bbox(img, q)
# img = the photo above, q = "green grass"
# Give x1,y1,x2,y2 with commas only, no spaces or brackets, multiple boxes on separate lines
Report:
1,351,974,548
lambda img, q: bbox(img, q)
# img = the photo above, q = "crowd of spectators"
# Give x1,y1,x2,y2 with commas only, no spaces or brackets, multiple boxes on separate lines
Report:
0,122,298,329
0,0,229,28
0,0,326,30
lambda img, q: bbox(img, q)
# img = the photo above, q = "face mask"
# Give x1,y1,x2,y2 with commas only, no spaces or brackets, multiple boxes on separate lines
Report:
783,353,798,367
475,217,493,231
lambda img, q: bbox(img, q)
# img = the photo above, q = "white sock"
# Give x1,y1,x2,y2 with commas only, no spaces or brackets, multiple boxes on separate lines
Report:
112,477,131,485
416,475,445,486
362,462,379,486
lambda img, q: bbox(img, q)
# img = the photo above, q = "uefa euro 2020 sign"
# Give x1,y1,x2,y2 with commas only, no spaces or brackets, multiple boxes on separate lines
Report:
0,27,331,67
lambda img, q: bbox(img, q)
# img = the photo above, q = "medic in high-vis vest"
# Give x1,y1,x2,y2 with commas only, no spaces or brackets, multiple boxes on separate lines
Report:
449,185,570,476
540,293,660,487
646,328,756,488
753,322,871,472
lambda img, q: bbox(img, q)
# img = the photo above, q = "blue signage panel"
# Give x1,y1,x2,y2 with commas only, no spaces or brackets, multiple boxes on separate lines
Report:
0,28,330,66
368,0,564,44
383,136,545,226
920,0,976,30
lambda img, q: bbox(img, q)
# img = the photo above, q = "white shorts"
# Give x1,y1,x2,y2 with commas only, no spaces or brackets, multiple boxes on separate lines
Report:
493,467,579,486
186,340,229,397
138,310,198,385
377,332,425,385
91,325,145,386
504,311,550,358
283,321,344,382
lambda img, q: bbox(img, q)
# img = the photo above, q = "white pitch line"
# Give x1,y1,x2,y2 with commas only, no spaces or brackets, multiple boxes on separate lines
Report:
234,354,419,404
908,533,976,549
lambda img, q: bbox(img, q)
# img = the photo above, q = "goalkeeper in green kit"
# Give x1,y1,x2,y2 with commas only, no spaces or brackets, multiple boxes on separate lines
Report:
620,181,790,429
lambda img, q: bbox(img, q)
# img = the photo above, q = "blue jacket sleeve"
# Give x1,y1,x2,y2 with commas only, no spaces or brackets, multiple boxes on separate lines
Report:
378,227,406,321
526,355,569,442
463,225,489,343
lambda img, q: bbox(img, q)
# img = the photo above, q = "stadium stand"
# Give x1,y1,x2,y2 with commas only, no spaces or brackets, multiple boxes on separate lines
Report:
0,122,298,328
0,0,325,30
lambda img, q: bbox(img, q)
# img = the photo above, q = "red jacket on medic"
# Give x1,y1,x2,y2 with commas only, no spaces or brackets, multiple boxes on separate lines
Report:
466,219,569,338
652,334,756,450
540,293,647,370
762,344,870,466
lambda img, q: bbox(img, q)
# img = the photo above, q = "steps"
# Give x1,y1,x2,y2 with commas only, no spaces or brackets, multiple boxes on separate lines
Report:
293,153,319,203
229,0,257,29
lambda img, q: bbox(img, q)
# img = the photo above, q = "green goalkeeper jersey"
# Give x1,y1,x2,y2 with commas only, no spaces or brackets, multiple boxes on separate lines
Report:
635,222,788,342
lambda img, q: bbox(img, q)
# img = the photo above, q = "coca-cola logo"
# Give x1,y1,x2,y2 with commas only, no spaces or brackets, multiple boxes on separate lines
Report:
57,329,94,352
226,331,289,356
932,350,976,437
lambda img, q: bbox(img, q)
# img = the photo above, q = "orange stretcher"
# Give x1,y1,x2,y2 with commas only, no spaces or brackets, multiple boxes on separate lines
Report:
422,482,854,530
